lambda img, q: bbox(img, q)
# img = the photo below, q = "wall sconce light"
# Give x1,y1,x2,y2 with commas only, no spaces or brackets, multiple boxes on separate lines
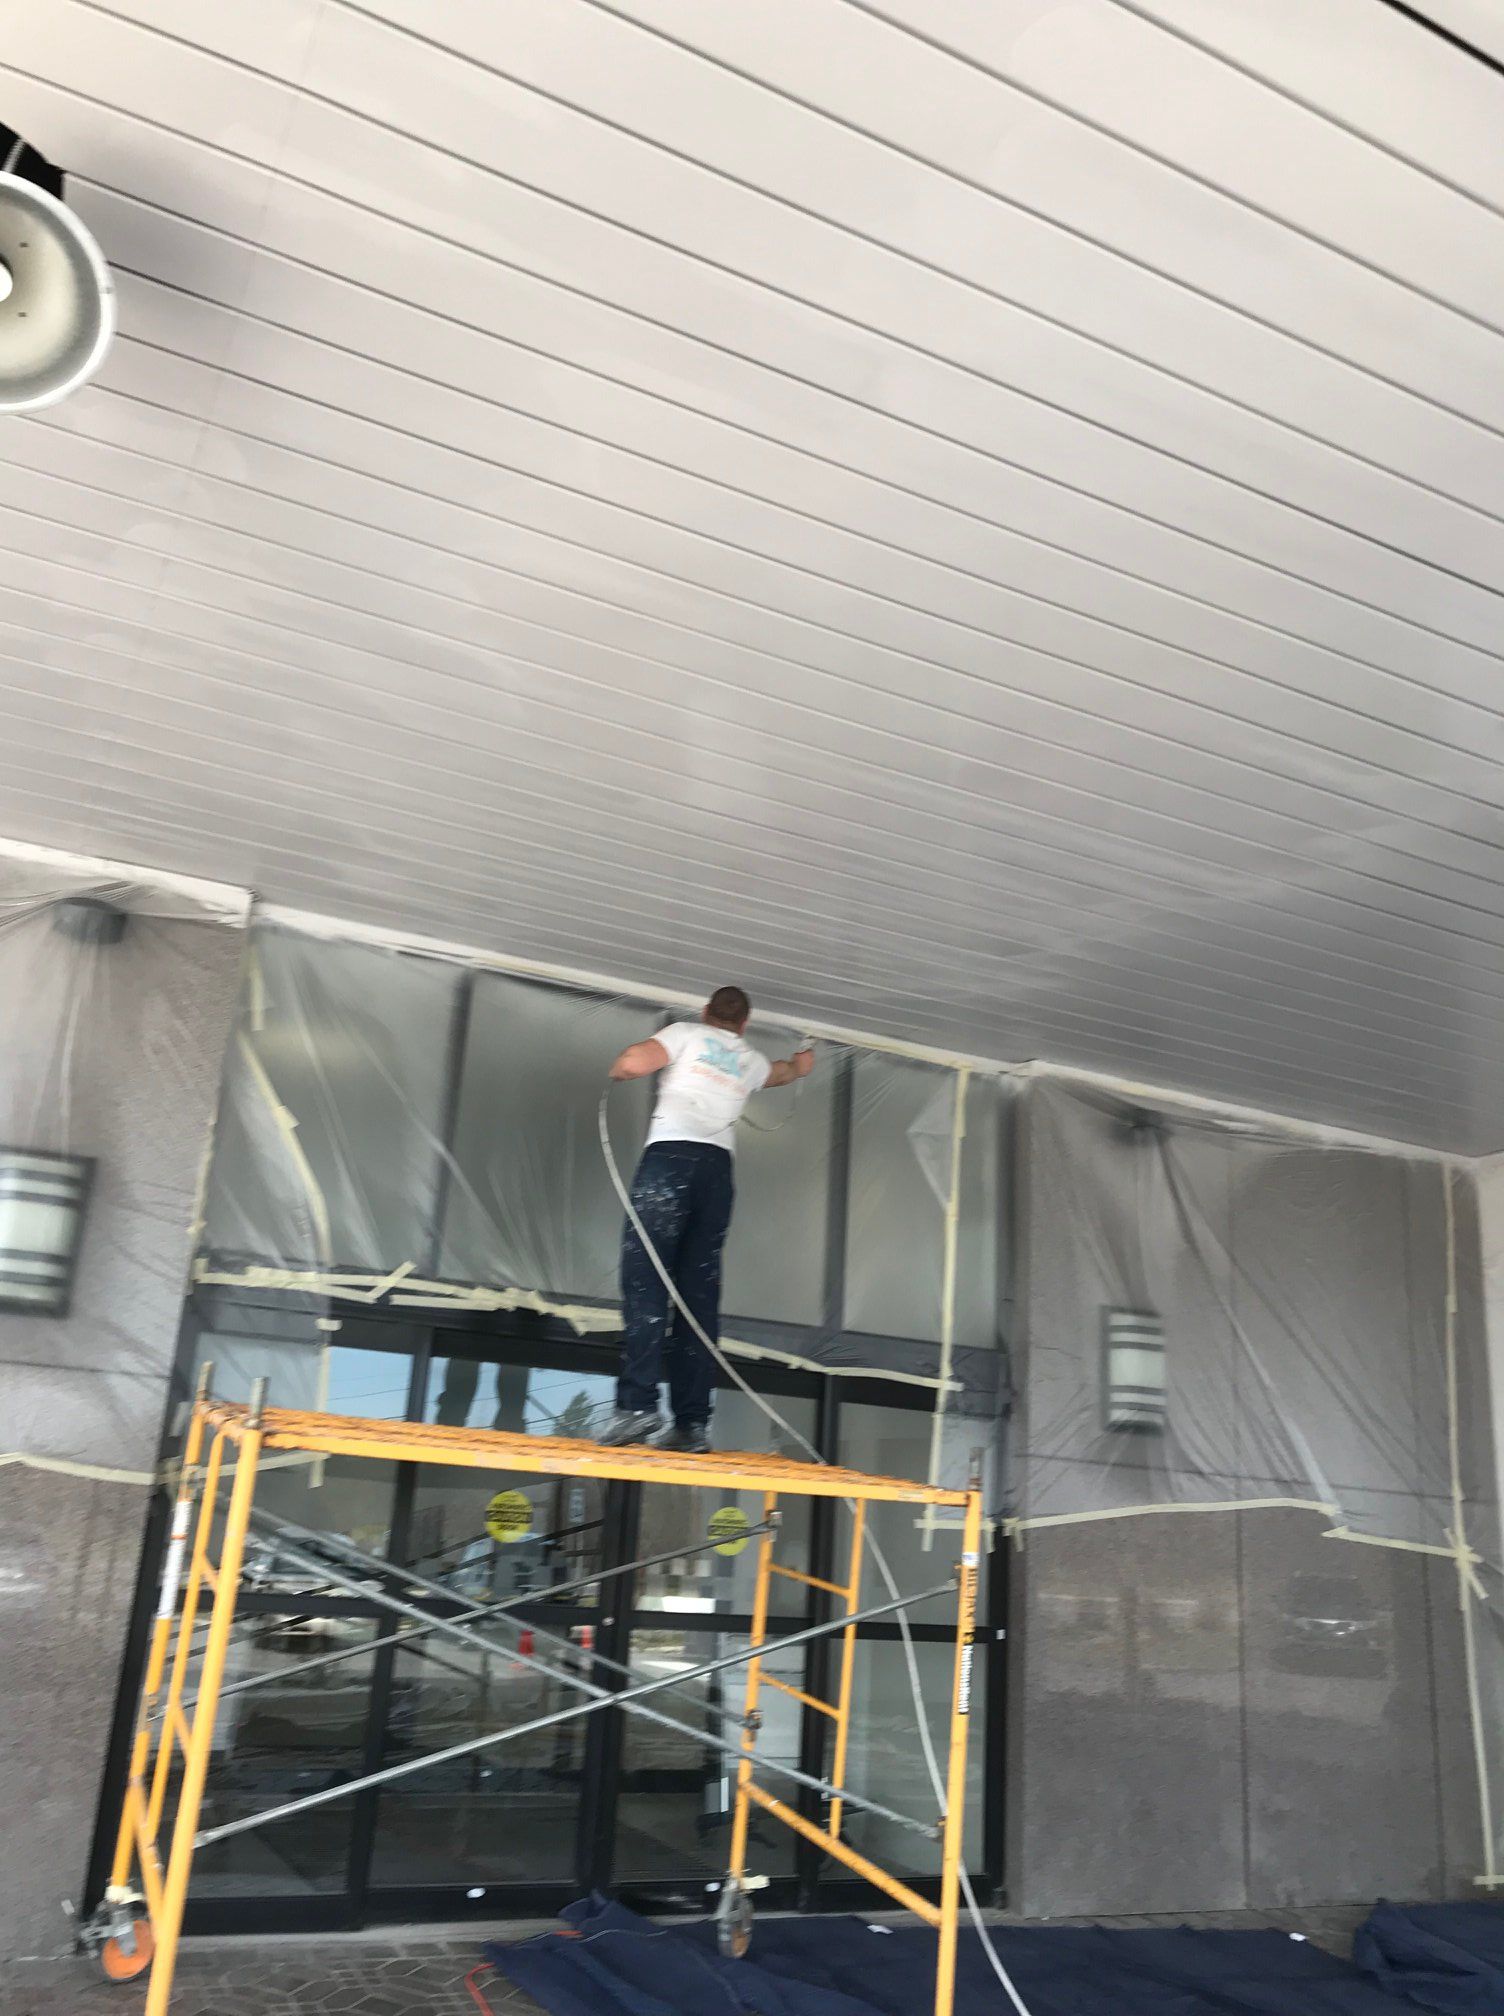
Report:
0,1149,95,1315
1103,1307,1167,1432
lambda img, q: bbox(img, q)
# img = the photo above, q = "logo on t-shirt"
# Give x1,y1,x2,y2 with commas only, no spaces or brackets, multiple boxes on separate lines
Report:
699,1035,745,1076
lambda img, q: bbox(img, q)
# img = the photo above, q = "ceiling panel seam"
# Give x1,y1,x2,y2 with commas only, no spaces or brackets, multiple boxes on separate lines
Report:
1106,0,1504,217
105,289,1504,664
815,0,1504,335
75,144,1504,530
39,1,1504,444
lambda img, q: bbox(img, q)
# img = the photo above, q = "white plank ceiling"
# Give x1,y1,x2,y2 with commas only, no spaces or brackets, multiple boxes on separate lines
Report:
3,0,1503,1150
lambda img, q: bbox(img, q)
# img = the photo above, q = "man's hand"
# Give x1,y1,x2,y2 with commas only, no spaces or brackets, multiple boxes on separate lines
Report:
764,1047,815,1090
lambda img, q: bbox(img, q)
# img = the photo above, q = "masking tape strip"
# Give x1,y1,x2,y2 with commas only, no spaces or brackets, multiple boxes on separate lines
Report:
1008,1501,1487,1568
237,966,338,1485
1323,1523,1479,1568
922,1066,970,1546
0,1451,163,1486
0,833,252,924
1031,1061,1459,1166
361,1261,417,1303
256,901,1021,1079
1442,1162,1498,1886
192,1265,963,1391
707,1330,961,1391
1007,1496,1341,1532
236,1031,334,1266
1446,1529,1491,1607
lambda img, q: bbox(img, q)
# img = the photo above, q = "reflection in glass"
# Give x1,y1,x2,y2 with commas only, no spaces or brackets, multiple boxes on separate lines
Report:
614,1629,798,1884
186,1620,376,1896
194,1337,412,1560
831,1639,985,1878
1270,1571,1389,1679
837,1402,983,1626
635,1388,818,1616
369,1639,585,1888
407,1357,618,1598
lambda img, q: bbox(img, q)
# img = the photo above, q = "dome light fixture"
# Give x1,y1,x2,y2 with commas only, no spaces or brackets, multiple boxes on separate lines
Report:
0,122,116,413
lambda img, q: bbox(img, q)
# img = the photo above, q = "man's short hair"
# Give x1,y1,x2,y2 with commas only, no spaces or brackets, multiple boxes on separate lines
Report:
706,985,751,1030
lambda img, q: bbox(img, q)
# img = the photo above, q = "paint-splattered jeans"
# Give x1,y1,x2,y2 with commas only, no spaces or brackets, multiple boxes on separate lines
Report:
618,1140,735,1424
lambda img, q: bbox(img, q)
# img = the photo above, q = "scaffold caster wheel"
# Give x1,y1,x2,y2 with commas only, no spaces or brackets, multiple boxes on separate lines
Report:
716,1879,754,1959
99,1916,154,1983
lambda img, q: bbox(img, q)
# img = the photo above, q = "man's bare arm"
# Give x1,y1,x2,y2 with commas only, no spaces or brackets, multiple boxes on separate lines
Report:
609,1037,672,1082
763,1048,815,1090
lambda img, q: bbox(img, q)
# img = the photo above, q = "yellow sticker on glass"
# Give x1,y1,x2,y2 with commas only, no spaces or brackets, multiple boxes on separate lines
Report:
485,1489,532,1544
708,1506,751,1556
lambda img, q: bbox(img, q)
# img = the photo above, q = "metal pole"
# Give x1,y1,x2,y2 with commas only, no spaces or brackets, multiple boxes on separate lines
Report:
188,1516,774,1710
729,1490,777,1888
194,1542,949,1850
934,1473,983,2016
146,1386,265,2016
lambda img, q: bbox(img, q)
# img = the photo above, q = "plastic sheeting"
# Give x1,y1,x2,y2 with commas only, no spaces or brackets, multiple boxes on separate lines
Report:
198,925,1009,1412
0,844,248,1480
1014,1079,1478,1553
1011,1074,1504,1897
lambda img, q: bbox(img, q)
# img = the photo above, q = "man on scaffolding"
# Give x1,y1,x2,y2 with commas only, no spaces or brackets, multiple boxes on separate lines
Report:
601,986,814,1452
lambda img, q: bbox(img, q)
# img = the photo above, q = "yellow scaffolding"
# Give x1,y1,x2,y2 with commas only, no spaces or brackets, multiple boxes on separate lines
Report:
99,1373,983,2016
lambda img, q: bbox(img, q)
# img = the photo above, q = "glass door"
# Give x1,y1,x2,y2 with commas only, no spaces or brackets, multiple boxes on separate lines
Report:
169,1310,426,1931
611,1377,821,1906
368,1344,618,1905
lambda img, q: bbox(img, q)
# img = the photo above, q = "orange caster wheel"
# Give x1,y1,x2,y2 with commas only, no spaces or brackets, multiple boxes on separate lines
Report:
100,1917,154,1983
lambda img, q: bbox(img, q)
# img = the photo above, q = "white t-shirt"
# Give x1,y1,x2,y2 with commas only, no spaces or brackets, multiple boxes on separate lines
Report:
647,1021,772,1152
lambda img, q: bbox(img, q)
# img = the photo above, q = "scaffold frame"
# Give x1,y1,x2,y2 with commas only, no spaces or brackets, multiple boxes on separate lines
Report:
97,1371,982,2016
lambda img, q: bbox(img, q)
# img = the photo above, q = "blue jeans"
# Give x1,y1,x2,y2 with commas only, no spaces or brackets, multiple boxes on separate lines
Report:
618,1142,734,1424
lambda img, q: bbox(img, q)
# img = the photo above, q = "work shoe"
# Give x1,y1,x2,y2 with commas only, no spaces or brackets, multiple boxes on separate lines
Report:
652,1421,712,1454
598,1406,663,1447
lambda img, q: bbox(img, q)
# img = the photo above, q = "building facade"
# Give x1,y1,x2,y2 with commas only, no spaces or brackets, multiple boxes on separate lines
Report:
0,887,1494,1956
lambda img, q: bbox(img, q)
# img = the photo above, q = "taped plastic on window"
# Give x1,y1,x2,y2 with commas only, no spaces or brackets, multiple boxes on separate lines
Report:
197,924,1009,1408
